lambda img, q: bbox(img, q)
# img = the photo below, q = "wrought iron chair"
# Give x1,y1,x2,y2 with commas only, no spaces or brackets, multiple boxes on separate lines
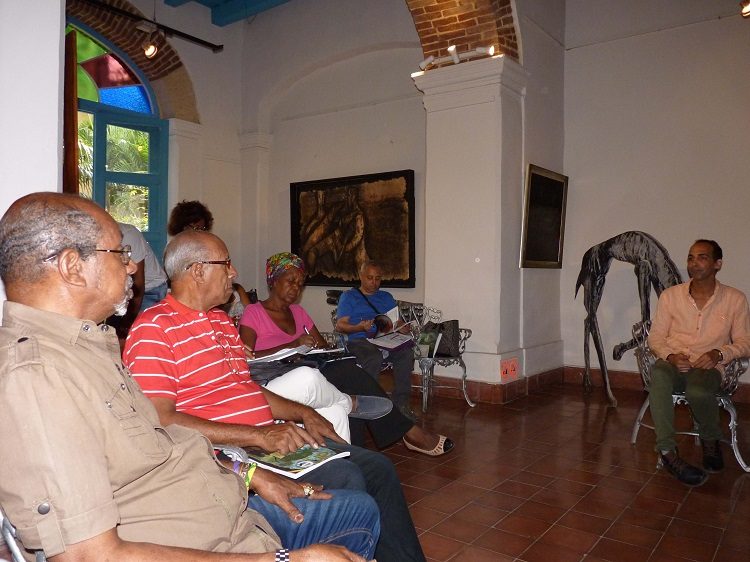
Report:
630,320,750,472
325,291,475,412
0,505,46,562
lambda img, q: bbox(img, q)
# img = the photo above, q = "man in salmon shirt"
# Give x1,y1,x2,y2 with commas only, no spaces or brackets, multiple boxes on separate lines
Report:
648,239,750,486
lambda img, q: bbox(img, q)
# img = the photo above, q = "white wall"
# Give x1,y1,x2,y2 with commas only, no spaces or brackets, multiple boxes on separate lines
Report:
0,0,65,310
239,0,425,328
563,1,750,381
515,0,566,373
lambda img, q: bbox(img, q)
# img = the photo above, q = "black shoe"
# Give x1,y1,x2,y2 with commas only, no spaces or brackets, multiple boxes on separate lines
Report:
659,449,708,487
701,439,724,473
397,404,419,422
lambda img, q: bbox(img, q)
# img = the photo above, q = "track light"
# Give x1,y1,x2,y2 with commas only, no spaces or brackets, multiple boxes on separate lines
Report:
142,34,158,58
447,45,460,64
742,1,750,18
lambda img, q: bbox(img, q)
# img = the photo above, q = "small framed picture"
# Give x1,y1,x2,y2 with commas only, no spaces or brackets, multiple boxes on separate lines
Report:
520,164,569,268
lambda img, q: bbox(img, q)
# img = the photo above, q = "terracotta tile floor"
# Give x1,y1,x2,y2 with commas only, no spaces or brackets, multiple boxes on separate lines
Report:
2,383,748,561
384,384,750,562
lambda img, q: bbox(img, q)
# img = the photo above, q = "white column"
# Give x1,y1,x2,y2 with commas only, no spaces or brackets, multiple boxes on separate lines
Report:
238,131,273,290
168,119,203,205
0,0,65,310
412,56,528,383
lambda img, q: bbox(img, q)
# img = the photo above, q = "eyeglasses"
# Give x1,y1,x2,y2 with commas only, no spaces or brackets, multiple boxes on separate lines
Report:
185,258,232,271
95,245,132,265
42,244,131,265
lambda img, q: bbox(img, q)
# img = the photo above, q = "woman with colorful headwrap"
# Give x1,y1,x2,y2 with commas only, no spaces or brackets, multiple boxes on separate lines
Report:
239,252,454,456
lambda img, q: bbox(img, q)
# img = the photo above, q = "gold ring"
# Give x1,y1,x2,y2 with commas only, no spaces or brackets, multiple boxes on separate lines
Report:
302,484,315,497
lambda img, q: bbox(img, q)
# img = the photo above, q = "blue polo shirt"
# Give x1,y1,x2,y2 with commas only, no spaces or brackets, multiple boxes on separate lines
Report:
337,289,398,340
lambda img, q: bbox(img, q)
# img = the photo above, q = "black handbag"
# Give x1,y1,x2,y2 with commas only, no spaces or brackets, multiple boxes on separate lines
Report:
423,320,461,357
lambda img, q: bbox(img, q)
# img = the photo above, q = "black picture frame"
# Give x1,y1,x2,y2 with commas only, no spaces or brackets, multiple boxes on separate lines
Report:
290,170,415,287
520,164,569,268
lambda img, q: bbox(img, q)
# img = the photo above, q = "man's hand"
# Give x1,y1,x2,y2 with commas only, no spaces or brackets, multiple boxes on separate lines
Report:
250,468,330,524
692,349,721,370
293,544,369,561
667,353,692,372
358,319,374,332
255,421,322,454
300,407,346,445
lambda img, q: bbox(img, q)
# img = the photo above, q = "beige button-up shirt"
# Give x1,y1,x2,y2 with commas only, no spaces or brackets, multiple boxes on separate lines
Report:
648,280,750,366
0,302,280,558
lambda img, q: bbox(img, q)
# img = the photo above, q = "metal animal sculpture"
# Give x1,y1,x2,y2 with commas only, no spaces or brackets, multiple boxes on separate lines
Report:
575,231,682,406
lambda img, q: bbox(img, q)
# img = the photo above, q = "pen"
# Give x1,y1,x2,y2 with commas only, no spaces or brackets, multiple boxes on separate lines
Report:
304,326,317,348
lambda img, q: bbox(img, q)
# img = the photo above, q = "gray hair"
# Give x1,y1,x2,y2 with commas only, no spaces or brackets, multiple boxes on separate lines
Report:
359,260,382,274
0,193,101,285
164,230,220,281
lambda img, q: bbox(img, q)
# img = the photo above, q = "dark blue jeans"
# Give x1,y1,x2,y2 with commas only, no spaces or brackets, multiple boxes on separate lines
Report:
303,441,426,562
248,489,379,558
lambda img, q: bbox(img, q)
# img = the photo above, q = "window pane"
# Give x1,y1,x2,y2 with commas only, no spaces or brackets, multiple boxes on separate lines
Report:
100,85,151,114
106,125,150,173
106,183,149,232
78,112,94,199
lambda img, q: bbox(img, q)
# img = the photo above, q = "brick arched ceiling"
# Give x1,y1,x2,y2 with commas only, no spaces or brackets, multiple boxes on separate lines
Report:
405,0,519,63
66,0,199,122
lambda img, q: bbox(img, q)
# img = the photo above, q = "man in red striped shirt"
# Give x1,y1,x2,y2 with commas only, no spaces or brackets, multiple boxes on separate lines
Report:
125,230,426,562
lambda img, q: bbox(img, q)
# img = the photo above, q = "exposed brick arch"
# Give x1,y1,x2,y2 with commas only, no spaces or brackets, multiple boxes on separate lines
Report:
67,0,199,122
405,0,519,63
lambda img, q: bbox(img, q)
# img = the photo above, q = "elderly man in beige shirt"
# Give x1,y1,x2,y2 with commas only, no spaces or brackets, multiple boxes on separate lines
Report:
648,239,750,487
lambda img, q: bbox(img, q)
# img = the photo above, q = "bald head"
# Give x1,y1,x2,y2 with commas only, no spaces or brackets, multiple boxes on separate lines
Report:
164,230,224,282
0,192,103,286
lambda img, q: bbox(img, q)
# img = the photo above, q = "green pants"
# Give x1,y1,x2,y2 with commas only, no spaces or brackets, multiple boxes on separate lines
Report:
649,359,722,452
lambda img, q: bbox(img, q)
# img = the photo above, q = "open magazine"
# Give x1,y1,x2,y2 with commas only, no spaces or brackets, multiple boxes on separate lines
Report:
243,445,350,479
247,345,345,364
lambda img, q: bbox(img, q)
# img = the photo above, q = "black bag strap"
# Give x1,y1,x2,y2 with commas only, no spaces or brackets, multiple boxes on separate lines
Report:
355,287,382,315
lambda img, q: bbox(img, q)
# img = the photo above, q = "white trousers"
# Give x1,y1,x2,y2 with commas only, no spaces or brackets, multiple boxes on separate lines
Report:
265,366,353,443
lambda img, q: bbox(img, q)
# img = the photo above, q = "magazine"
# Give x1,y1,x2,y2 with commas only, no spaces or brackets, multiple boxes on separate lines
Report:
367,330,414,351
247,345,311,364
243,444,350,479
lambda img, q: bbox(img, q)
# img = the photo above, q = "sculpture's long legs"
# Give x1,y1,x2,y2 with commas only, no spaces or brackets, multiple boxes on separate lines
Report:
590,312,618,407
613,263,653,361
583,314,592,392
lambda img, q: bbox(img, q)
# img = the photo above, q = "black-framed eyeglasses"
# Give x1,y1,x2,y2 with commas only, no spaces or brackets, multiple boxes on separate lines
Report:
95,245,132,265
42,244,131,265
185,258,232,271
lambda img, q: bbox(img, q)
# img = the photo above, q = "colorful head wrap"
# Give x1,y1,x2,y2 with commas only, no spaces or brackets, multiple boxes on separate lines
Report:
266,252,305,288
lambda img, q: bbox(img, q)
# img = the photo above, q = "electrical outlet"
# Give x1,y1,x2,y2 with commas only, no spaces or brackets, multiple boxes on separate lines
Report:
500,357,519,383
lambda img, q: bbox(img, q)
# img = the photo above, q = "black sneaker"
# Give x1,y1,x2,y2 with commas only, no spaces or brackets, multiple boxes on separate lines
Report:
659,449,708,487
701,439,724,473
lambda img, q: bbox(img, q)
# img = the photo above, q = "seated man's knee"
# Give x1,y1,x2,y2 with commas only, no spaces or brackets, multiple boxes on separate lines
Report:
305,459,366,491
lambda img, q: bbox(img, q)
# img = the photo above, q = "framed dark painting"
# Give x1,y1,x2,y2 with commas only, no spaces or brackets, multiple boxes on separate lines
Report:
291,169,415,287
520,164,569,268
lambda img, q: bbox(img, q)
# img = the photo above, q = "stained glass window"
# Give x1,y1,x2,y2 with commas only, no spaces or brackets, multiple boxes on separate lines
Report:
66,25,152,114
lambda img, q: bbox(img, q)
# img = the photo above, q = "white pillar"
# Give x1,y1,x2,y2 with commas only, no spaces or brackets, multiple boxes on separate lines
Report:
239,131,273,290
412,56,528,384
0,0,65,311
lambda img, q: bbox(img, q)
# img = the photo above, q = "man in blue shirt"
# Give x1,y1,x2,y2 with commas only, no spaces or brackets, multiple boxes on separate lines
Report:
336,261,416,418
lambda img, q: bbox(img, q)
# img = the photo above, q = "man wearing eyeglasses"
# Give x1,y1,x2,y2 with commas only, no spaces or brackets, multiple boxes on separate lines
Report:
0,193,373,562
124,230,427,562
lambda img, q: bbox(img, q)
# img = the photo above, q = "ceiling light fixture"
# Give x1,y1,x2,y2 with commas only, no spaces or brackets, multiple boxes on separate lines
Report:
80,0,223,54
742,1,750,18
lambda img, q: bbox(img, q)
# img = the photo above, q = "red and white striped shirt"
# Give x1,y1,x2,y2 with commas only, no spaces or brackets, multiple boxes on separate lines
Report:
124,294,274,427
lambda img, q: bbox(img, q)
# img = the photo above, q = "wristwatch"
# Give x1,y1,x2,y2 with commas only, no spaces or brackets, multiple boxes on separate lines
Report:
715,348,724,363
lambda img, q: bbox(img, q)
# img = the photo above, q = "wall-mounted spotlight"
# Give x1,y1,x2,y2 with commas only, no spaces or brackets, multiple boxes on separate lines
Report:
419,55,435,71
742,1,750,18
413,44,498,74
447,45,461,64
